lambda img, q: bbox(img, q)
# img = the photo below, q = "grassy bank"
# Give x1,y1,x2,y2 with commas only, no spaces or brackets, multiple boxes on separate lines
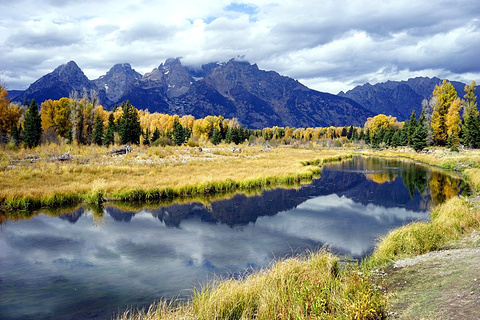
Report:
0,144,352,211
118,251,386,320
357,148,480,263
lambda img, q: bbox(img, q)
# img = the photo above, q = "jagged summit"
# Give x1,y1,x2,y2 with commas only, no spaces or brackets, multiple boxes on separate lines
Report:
93,63,142,102
20,60,100,103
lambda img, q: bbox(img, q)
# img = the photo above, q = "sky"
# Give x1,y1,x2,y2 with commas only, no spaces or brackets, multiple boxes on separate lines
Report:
1,0,479,94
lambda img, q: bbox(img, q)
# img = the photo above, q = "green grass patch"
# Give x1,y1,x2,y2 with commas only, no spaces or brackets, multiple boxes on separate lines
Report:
369,197,480,266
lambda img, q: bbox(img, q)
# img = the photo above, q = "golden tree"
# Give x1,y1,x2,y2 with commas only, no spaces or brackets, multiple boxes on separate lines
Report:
445,98,462,147
430,80,457,146
364,114,398,136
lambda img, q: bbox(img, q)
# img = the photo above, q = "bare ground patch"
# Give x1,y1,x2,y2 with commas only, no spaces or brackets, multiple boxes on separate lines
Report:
386,232,480,319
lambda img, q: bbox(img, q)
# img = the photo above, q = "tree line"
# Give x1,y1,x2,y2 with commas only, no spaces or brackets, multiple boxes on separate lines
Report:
0,79,477,151
255,80,477,152
0,87,253,148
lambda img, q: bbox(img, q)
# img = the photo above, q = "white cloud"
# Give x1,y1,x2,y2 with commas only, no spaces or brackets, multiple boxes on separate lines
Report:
1,0,479,93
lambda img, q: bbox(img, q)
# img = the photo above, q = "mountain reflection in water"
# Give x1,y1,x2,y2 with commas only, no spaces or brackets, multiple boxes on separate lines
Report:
0,156,469,320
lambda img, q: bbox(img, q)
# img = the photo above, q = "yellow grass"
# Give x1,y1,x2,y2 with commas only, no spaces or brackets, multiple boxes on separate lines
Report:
0,144,353,210
116,251,386,320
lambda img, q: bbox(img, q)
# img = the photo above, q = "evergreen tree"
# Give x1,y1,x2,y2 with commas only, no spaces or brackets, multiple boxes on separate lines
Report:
24,99,42,148
351,127,358,141
412,125,428,152
364,129,371,145
391,129,402,147
76,112,85,145
225,127,233,144
347,125,354,140
151,127,160,143
104,113,115,147
358,130,365,141
371,128,385,148
462,81,479,148
10,125,21,146
118,101,141,145
211,128,222,145
173,120,186,146
412,108,429,152
398,126,409,146
406,110,417,146
92,115,104,146
384,126,396,147
143,128,151,146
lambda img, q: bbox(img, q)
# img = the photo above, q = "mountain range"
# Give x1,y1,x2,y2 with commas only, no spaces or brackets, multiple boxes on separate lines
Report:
339,77,472,120
8,59,477,128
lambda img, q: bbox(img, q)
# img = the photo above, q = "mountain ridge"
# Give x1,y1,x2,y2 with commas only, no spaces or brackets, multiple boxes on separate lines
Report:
10,58,374,128
339,77,476,120
9,59,477,127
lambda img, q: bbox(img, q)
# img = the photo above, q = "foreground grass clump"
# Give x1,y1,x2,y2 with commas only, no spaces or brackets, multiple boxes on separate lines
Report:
118,251,386,320
370,196,480,265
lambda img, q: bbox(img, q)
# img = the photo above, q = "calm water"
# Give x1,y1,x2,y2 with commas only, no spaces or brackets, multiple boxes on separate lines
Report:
0,156,468,319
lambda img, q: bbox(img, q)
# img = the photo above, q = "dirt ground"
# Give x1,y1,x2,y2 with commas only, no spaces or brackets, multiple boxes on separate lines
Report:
385,231,480,319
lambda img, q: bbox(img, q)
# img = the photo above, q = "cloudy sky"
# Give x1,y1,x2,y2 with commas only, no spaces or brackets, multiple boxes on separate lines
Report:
1,0,479,94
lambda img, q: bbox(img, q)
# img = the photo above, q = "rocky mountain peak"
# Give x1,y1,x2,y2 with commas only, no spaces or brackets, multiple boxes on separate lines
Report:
141,58,194,98
22,60,97,103
94,63,142,102
51,60,88,83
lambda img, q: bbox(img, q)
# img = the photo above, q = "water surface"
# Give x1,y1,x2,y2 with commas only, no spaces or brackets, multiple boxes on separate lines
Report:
0,156,468,319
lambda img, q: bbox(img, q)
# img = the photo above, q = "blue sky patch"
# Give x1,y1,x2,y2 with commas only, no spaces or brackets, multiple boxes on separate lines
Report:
225,3,258,18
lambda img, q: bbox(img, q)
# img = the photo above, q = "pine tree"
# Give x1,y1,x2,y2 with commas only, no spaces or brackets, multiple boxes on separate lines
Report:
211,128,222,145
173,120,185,146
24,99,42,148
225,127,233,144
104,113,115,147
391,129,402,147
347,125,354,140
462,81,479,148
384,126,396,147
118,101,141,145
151,127,160,143
143,128,151,146
10,125,21,146
364,128,371,145
412,126,428,152
406,110,417,146
92,115,104,146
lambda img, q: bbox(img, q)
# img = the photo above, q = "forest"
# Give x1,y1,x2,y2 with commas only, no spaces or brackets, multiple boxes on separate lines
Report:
0,80,477,152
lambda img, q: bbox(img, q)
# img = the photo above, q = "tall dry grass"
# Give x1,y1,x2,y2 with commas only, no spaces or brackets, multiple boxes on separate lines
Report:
369,196,480,265
0,144,353,210
117,251,386,320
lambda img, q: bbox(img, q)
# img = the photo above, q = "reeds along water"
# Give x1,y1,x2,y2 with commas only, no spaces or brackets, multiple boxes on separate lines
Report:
117,251,386,320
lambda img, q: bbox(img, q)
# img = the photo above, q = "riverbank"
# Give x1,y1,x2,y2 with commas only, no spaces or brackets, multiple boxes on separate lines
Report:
0,144,352,211
114,147,480,320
